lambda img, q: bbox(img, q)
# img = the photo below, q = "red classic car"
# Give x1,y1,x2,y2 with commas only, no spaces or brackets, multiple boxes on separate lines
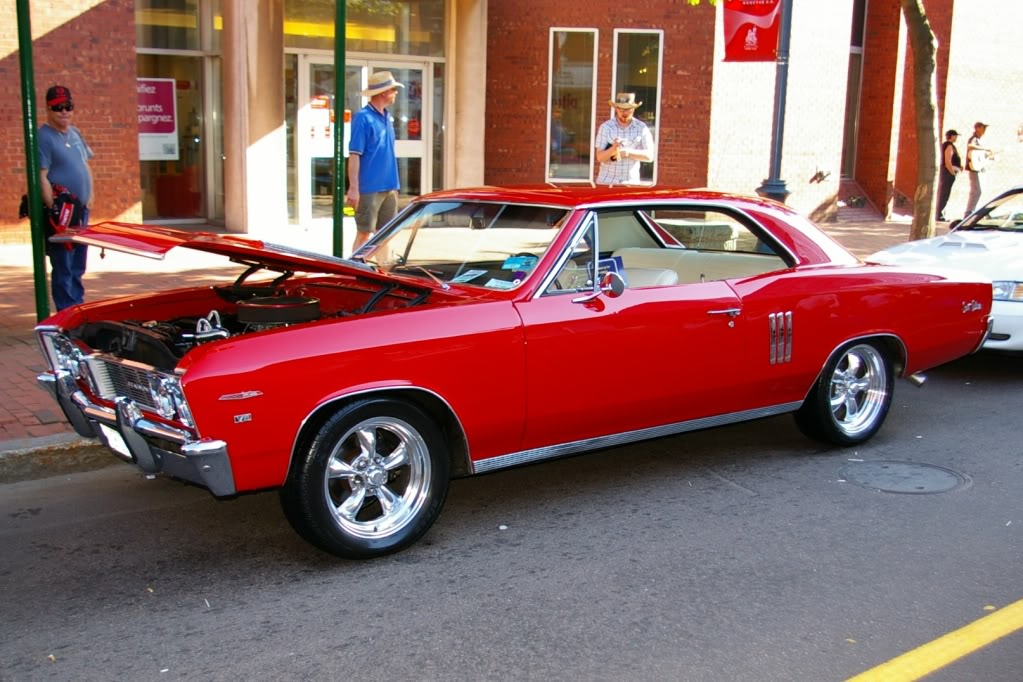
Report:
36,186,992,559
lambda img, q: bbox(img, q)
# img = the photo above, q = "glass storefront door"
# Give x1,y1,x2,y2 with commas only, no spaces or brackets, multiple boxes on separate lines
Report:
291,56,432,226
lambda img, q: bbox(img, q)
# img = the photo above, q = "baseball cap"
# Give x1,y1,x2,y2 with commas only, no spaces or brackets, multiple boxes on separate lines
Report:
46,85,73,107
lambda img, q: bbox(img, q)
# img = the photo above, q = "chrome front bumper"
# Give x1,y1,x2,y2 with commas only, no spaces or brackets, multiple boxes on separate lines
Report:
38,371,236,497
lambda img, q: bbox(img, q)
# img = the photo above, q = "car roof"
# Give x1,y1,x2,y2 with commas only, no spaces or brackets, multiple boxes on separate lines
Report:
417,184,794,213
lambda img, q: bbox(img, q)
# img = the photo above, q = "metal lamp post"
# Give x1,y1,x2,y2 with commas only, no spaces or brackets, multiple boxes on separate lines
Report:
756,0,793,204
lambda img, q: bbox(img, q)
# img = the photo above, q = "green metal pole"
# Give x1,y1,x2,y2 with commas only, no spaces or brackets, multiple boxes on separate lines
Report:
16,0,51,321
332,1,347,258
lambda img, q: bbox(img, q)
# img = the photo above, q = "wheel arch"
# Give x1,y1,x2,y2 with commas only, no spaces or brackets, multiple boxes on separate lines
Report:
287,387,472,483
803,333,907,402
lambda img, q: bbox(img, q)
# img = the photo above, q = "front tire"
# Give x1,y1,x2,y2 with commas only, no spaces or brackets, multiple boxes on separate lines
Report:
795,341,893,446
280,398,450,559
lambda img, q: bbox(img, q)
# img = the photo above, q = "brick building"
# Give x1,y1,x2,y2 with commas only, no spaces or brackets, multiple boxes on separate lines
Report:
1,0,1020,244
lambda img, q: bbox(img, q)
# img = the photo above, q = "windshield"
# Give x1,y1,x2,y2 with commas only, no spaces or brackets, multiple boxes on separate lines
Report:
359,201,569,289
958,190,1023,232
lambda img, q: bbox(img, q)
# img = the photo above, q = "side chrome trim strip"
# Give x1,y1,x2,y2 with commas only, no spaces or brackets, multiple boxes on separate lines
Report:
769,311,794,364
471,401,802,474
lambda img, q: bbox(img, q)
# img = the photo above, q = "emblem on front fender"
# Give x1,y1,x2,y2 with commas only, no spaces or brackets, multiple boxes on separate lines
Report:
219,390,263,401
962,300,982,313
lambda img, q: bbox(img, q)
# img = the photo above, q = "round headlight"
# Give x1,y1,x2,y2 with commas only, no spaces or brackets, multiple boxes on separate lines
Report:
52,336,81,374
148,374,177,419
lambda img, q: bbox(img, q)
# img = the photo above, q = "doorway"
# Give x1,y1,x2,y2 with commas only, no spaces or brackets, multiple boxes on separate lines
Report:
290,56,433,226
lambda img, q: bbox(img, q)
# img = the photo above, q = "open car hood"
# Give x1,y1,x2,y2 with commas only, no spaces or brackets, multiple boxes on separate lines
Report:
56,221,372,276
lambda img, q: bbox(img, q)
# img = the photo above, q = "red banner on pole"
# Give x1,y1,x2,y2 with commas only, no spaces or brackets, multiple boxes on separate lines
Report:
723,0,782,62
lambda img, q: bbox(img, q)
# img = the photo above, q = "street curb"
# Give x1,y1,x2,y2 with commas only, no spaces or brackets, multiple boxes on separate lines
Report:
0,434,116,484
0,432,89,455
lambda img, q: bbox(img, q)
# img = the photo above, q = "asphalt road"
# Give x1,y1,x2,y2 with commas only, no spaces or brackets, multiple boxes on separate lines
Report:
1,352,1021,681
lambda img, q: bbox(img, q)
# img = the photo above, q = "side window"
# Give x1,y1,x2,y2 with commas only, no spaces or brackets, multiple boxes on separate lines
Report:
595,210,660,253
648,208,775,255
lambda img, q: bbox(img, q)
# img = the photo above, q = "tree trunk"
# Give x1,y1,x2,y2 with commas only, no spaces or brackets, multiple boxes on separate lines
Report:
899,0,939,241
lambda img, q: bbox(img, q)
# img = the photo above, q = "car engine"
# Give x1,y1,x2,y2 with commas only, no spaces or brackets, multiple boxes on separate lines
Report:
71,296,321,371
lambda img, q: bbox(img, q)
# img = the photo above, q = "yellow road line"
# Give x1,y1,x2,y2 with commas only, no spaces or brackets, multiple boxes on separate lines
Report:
848,598,1023,681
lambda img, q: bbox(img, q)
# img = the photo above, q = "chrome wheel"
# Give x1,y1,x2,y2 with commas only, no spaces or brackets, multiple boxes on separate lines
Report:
795,340,894,446
828,344,889,438
324,416,431,539
280,398,450,559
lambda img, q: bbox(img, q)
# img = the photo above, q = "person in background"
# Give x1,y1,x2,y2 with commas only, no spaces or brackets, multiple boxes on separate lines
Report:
39,84,93,311
346,71,403,252
935,129,961,222
594,93,655,186
964,121,994,216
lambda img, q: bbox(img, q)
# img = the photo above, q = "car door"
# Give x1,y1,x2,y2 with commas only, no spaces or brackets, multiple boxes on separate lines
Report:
514,211,749,451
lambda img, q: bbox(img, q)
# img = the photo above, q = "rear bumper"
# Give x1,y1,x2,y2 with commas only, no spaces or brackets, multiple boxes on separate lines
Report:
38,370,236,497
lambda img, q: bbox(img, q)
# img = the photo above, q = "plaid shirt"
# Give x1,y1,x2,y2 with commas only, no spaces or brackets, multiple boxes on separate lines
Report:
594,117,654,185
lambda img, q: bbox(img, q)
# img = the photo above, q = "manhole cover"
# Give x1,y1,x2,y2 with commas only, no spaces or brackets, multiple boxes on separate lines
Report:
840,461,970,494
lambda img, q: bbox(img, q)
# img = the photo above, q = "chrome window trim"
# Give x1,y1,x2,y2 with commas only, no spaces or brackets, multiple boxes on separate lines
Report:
533,210,597,299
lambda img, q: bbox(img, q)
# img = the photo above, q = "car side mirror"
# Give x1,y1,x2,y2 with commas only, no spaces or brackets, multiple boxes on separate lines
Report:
571,271,626,304
600,271,625,298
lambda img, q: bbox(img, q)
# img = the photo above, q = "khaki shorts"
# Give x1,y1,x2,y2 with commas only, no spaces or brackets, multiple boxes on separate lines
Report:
355,190,398,234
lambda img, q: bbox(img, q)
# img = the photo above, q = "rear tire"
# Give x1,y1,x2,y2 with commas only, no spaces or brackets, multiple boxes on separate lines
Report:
795,341,893,446
280,398,450,559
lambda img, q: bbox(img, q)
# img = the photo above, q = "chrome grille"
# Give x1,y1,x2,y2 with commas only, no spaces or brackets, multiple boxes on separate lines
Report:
88,357,157,411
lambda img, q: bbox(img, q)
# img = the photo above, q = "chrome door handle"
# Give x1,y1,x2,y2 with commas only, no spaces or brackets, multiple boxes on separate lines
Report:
708,308,741,317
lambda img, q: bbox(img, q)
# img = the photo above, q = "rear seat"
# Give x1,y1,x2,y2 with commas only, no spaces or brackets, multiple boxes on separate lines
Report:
613,247,784,283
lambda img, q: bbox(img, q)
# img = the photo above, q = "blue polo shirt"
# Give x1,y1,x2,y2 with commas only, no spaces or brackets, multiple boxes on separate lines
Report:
348,104,399,194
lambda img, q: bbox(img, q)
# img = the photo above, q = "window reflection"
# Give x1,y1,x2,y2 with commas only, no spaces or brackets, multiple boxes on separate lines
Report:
547,30,597,182
283,0,445,56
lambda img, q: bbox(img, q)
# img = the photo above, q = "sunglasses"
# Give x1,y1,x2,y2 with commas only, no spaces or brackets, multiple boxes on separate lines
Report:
50,103,74,113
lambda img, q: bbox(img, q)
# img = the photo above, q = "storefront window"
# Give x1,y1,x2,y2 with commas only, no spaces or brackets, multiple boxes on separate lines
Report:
547,29,597,182
613,30,662,184
283,0,445,57
136,0,201,50
137,55,205,220
136,0,222,222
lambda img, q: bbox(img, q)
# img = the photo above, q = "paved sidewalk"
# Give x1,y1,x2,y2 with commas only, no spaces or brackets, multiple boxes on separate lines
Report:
0,213,915,455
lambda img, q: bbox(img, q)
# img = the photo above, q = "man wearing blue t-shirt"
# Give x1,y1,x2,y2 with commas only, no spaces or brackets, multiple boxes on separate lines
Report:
346,71,403,251
39,85,94,311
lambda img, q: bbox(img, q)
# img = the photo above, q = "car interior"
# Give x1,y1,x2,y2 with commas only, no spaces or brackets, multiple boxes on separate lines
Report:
549,206,790,293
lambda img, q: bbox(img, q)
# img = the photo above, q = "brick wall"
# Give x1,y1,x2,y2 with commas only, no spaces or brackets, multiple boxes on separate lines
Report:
485,1,717,187
0,0,140,244
485,1,860,220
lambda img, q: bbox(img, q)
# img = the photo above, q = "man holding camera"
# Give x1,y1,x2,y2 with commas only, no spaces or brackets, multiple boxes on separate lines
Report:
594,92,655,186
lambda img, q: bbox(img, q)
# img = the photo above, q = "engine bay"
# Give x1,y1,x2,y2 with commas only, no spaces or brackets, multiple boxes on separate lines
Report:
67,265,435,371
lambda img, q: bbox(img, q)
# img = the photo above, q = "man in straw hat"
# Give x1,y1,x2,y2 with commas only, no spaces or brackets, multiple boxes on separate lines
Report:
346,71,404,250
964,120,994,216
594,92,655,186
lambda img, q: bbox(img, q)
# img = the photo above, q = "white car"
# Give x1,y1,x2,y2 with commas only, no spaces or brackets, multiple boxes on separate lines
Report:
869,185,1023,352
